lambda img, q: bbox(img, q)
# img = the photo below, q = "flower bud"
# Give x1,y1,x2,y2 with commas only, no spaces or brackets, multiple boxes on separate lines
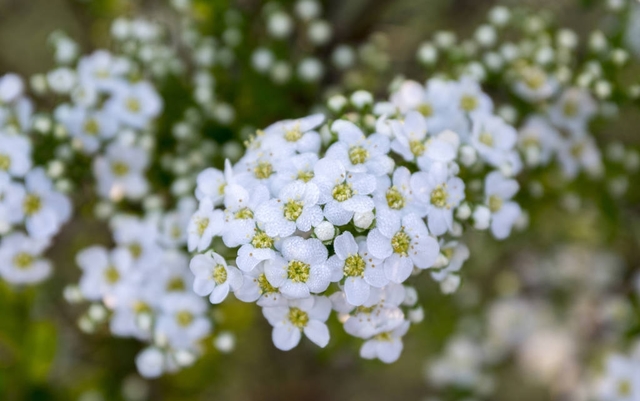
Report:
473,205,491,230
354,211,374,230
314,221,335,242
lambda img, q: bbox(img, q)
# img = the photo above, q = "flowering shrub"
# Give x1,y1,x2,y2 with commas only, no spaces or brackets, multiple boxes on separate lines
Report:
1,0,640,399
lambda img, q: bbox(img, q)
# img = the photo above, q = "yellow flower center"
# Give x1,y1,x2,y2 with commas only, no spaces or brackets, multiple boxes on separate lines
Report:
0,154,11,171
251,231,274,249
111,161,130,177
386,187,406,210
344,254,366,277
479,132,494,147
287,260,310,283
391,231,411,256
133,301,152,314
618,379,632,396
283,200,303,221
103,265,120,284
522,68,546,90
166,277,186,291
374,331,393,341
284,126,302,142
442,247,455,260
196,217,209,236
213,264,227,285
417,103,433,117
288,307,309,329
348,146,369,165
83,118,100,136
23,194,43,216
430,185,448,208
563,100,579,117
488,195,503,212
460,95,478,112
297,170,314,182
234,207,254,220
128,243,142,260
332,183,354,202
571,143,585,158
126,97,141,113
13,252,34,269
176,310,194,327
409,140,426,157
257,273,278,294
522,136,540,148
254,161,273,180
391,231,411,255
355,305,376,314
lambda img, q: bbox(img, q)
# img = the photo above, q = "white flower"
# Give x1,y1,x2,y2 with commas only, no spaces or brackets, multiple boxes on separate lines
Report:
264,236,330,299
13,168,72,240
187,198,224,252
335,283,406,338
517,116,561,166
77,50,130,92
221,183,270,247
327,232,388,306
312,158,376,226
390,79,454,119
156,293,211,349
410,162,465,236
261,113,324,155
470,114,518,169
360,320,410,363
0,73,24,103
195,160,234,206
598,353,640,401
557,134,603,179
235,262,285,306
58,105,119,153
76,246,134,301
549,88,597,132
262,295,331,350
453,76,493,115
94,143,149,201
154,250,194,294
159,198,195,248
109,282,156,339
0,233,51,284
47,68,77,94
484,171,521,240
326,120,393,176
430,241,470,283
111,215,162,269
367,212,439,282
190,251,242,304
135,347,166,379
271,152,318,195
0,132,32,177
256,181,323,237
0,172,24,228
389,111,457,169
512,66,558,102
232,151,282,193
105,81,162,129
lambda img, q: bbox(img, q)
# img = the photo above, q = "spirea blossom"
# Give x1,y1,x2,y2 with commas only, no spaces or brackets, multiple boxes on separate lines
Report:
188,76,524,361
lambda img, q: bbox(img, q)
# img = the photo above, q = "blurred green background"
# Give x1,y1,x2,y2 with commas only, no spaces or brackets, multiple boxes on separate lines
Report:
1,0,639,400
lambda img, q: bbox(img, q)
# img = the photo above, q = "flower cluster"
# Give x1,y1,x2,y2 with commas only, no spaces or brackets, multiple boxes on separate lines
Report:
426,245,637,400
47,49,162,201
187,75,524,361
0,74,72,284
69,201,218,378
